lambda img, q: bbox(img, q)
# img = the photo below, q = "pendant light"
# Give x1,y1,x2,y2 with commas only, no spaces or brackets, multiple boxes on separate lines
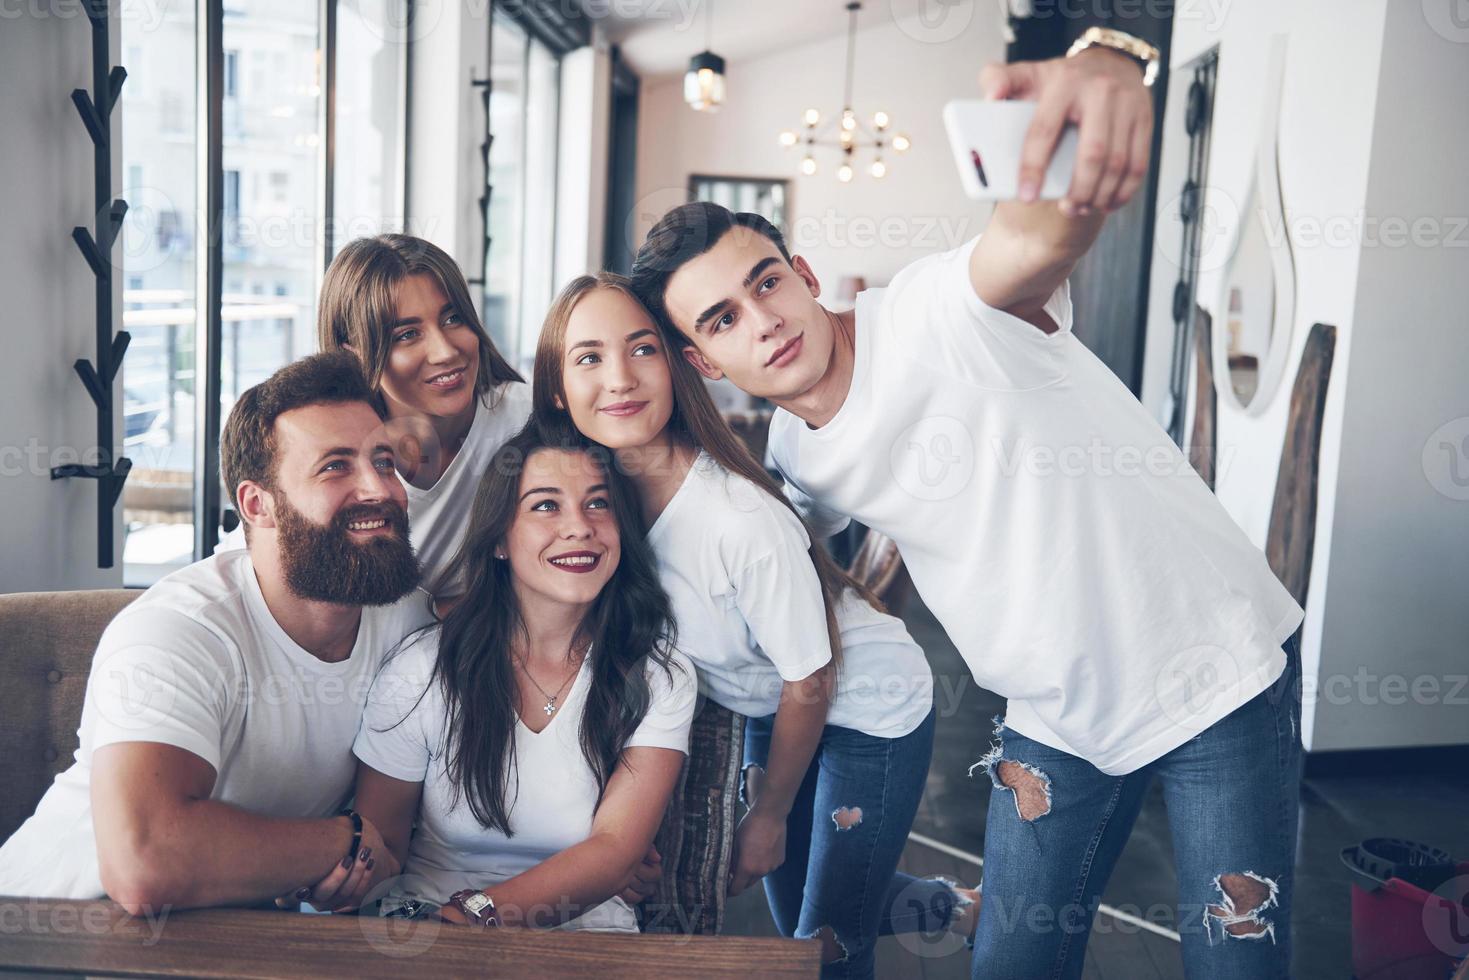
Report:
685,1,726,112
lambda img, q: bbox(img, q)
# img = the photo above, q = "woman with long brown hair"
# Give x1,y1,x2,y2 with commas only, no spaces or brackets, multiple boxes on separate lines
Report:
532,274,976,977
218,235,530,594
351,421,696,930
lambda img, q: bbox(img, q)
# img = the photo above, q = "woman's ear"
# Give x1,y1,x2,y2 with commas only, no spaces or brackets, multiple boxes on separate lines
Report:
552,392,565,411
342,341,356,354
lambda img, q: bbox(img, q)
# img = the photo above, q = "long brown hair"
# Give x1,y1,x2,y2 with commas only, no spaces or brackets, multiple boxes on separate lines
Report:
533,273,883,671
317,234,524,416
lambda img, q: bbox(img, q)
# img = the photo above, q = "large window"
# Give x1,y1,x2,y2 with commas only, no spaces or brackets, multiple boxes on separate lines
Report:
484,11,561,373
334,0,408,253
120,0,408,586
118,3,198,585
219,0,322,420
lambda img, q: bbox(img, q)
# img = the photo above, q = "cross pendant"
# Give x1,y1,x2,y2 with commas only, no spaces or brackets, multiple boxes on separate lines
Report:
543,698,557,716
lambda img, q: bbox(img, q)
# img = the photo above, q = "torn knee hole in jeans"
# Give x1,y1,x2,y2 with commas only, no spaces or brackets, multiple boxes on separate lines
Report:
801,925,849,964
1206,872,1279,943
831,806,863,831
970,744,1052,822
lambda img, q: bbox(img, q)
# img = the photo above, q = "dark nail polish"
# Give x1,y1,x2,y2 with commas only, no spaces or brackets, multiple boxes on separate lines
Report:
366,858,376,870
342,854,353,869
295,887,311,901
359,847,372,863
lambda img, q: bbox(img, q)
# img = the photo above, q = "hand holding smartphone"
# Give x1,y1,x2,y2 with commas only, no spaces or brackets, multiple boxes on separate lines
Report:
943,100,1079,201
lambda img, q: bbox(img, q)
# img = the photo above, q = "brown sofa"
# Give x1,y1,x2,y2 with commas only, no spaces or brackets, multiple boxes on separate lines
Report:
0,588,742,934
0,589,142,842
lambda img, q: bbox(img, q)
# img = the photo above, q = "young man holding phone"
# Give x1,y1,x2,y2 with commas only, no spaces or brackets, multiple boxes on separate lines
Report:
631,38,1303,978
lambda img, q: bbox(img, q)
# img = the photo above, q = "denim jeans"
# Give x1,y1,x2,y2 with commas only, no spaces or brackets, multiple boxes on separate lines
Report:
970,635,1303,979
744,707,963,979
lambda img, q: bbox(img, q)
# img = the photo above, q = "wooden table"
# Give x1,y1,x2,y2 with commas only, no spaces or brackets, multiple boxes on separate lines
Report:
0,898,819,978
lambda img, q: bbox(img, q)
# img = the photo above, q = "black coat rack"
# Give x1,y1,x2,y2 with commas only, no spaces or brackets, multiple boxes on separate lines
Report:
50,0,132,568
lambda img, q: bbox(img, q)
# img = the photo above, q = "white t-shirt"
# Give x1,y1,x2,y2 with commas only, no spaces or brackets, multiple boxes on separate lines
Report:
767,236,1304,776
353,630,697,932
0,549,435,899
215,381,533,593
402,381,533,592
646,452,932,739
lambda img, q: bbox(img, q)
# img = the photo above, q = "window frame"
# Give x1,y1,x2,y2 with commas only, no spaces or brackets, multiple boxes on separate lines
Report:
170,0,412,571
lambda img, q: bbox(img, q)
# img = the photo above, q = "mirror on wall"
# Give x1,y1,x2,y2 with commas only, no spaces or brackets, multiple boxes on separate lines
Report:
1222,187,1277,405
1216,35,1296,413
688,175,789,228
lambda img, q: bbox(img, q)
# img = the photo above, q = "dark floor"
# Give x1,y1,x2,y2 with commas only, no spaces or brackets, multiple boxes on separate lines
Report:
726,597,1469,978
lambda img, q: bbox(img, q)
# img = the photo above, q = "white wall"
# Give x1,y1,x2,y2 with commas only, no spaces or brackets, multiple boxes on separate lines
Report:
1142,0,1468,750
630,9,1006,290
554,40,613,289
405,0,490,279
0,9,125,593
1312,8,1469,751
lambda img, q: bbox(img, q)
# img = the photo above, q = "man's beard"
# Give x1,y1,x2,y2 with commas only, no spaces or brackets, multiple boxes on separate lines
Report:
274,492,421,606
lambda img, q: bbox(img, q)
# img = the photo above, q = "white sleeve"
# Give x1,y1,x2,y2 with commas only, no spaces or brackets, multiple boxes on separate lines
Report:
85,611,239,773
766,419,851,539
625,651,699,754
781,478,851,539
883,235,1072,390
353,636,440,783
728,511,834,684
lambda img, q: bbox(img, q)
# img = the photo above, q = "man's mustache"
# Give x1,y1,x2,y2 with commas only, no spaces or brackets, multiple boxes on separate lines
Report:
332,502,409,534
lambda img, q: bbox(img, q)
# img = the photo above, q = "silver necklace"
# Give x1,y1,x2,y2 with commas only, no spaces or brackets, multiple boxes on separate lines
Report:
517,645,585,716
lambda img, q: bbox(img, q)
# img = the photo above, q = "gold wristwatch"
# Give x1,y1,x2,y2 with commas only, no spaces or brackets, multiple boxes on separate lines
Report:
1066,26,1160,87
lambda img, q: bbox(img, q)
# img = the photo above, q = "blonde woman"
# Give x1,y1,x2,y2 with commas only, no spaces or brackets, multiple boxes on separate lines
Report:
218,235,530,593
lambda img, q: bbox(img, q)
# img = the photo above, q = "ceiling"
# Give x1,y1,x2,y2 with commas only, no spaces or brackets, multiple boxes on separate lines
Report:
592,0,967,78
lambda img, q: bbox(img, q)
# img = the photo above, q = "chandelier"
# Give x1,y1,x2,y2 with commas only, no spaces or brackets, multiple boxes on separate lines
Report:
778,1,910,182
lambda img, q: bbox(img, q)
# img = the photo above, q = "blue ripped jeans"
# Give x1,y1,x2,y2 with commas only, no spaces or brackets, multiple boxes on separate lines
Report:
744,707,965,980
970,635,1303,979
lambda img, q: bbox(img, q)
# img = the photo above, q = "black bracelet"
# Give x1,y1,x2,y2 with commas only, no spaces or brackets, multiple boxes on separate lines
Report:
339,808,363,861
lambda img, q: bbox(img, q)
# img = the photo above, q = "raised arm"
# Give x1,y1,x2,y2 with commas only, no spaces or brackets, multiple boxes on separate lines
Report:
969,48,1153,329
92,742,381,915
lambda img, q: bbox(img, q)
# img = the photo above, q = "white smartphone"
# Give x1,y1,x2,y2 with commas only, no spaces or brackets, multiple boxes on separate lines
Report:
942,99,1079,201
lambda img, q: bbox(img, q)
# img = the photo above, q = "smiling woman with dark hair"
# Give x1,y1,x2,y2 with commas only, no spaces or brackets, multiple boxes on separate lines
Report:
348,421,696,931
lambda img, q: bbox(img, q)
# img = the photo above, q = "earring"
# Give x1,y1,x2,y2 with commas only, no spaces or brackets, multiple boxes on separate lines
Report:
494,552,506,560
